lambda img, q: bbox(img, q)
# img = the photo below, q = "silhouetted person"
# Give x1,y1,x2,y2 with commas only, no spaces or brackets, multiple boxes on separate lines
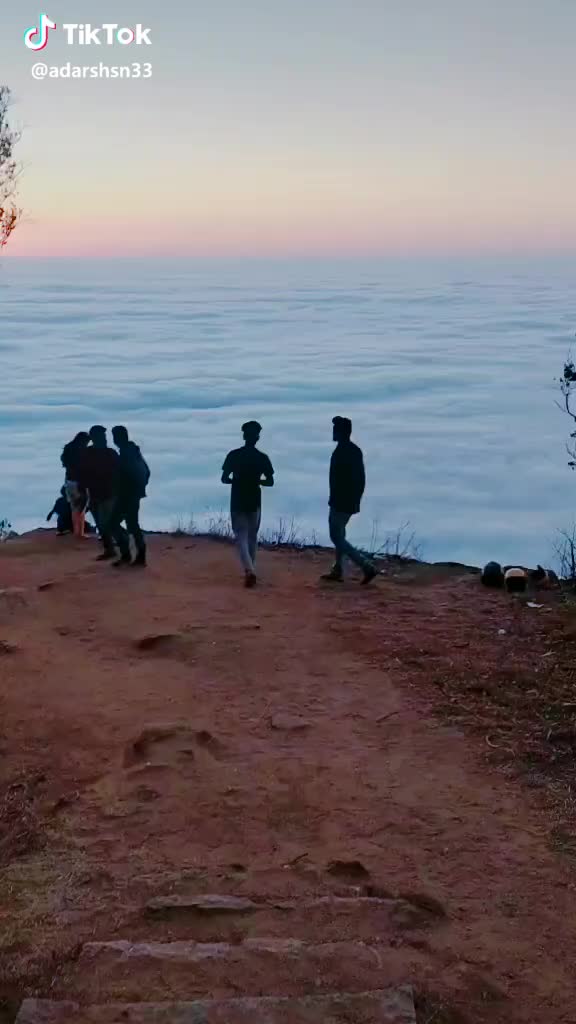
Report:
47,487,73,535
77,425,120,560
61,431,89,537
322,416,377,585
222,421,274,587
109,425,150,568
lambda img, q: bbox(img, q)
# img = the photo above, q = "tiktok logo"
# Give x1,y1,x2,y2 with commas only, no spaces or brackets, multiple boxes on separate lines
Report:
24,13,57,51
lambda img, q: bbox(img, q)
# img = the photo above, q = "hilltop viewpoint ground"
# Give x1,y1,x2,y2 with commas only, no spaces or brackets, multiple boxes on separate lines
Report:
1,531,576,1023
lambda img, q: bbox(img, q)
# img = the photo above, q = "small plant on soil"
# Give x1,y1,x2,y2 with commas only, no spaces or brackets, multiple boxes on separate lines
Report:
365,519,423,562
554,525,576,583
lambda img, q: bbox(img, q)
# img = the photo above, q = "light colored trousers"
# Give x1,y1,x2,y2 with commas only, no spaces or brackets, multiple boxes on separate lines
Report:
329,508,371,574
232,509,261,574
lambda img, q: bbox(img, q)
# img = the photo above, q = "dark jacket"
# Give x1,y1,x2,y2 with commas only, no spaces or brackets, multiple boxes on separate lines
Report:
61,442,86,483
329,440,366,515
117,442,149,501
77,447,120,503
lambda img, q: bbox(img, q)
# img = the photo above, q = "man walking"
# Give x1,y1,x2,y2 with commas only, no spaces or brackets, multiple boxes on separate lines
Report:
77,425,120,560
322,416,377,585
222,421,274,588
110,425,150,568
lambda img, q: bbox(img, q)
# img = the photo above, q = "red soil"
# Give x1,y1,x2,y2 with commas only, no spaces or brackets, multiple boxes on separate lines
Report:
1,532,576,1023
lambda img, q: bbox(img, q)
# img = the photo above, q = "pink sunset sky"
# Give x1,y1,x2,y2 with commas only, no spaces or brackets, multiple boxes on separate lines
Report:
2,1,575,260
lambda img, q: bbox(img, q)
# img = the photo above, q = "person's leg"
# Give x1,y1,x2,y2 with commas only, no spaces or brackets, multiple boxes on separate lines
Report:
66,482,83,538
90,502,101,539
111,502,131,563
335,514,378,583
248,509,261,567
232,513,255,578
126,498,146,566
94,499,117,558
326,509,348,577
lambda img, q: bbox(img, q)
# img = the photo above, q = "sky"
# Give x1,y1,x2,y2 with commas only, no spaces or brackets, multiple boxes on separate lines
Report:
1,1,575,259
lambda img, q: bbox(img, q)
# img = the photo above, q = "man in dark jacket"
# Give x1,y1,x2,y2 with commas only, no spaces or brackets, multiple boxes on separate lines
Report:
322,416,377,585
77,425,120,559
110,425,149,567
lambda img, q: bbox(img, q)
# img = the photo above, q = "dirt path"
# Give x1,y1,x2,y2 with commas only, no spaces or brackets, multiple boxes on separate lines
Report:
1,533,575,1022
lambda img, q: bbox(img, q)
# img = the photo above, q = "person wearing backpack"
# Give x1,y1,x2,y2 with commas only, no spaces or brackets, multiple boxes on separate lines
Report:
110,425,150,567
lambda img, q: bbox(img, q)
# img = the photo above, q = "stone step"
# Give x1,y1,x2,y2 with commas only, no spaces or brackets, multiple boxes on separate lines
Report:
67,937,412,1003
16,987,416,1023
140,895,432,943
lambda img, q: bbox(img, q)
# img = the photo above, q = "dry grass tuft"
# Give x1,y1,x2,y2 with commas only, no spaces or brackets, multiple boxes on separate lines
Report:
0,774,48,867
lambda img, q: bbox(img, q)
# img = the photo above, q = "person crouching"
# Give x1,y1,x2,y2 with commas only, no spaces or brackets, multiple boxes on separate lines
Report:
47,487,73,535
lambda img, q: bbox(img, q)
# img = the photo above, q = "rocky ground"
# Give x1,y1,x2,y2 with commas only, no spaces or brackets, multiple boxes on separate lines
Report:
1,531,576,1023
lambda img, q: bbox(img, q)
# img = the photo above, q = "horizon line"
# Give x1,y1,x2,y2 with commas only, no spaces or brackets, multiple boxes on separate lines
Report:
4,248,576,264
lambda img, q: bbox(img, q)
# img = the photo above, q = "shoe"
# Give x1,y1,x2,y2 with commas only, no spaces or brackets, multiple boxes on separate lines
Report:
96,551,115,562
130,555,147,568
245,573,257,589
320,570,343,583
112,556,132,568
361,565,378,585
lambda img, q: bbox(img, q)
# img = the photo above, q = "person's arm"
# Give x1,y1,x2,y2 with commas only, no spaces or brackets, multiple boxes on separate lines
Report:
108,449,122,494
46,503,56,521
221,453,233,485
329,450,336,504
75,452,88,490
355,449,366,499
261,456,274,487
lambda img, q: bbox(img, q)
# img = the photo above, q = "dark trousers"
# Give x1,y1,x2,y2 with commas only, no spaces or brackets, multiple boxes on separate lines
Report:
91,498,116,554
112,496,146,560
56,506,73,534
329,508,371,574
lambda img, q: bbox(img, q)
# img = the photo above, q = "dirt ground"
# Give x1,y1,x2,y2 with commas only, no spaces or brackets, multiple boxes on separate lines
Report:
1,531,576,1024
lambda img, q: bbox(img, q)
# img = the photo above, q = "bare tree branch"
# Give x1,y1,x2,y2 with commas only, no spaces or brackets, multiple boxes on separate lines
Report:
557,353,576,468
553,526,576,581
0,86,21,248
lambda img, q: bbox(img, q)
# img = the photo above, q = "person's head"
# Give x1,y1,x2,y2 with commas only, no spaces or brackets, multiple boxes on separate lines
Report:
73,431,90,449
332,416,352,443
112,425,129,448
89,425,107,448
242,420,262,447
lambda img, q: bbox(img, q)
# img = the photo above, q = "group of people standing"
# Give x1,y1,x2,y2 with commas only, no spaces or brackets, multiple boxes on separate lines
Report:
53,415,378,587
58,424,150,567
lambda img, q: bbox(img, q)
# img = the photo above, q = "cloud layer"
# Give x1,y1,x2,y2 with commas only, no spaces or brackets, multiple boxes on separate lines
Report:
1,256,575,568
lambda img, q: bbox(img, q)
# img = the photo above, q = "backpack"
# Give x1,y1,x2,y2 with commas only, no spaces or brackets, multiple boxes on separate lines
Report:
133,454,151,494
125,446,150,495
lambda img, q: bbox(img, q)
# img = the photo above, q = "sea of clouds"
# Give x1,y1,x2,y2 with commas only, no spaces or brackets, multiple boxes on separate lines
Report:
1,255,575,567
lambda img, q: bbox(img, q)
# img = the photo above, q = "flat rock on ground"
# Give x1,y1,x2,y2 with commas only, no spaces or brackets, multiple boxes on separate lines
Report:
16,988,416,1023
